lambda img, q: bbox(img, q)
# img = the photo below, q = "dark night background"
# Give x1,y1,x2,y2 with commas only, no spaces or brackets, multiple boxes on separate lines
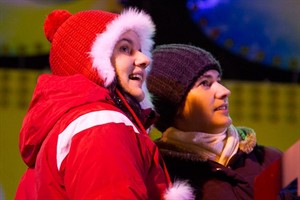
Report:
1,0,299,84
122,0,300,83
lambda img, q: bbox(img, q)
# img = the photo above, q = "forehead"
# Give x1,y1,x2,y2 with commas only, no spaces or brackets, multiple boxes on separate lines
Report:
118,30,140,44
200,69,220,78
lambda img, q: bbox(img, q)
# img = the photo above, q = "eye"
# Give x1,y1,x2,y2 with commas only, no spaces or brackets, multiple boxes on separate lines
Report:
199,80,211,87
120,45,131,54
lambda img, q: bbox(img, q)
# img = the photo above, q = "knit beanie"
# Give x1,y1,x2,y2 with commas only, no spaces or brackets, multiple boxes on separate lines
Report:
147,44,222,132
44,8,155,87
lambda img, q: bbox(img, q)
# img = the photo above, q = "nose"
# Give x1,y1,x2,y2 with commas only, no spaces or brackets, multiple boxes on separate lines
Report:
134,51,150,69
215,83,231,99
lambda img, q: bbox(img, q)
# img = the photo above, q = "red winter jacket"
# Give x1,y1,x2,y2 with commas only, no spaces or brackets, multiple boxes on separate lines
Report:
15,74,176,200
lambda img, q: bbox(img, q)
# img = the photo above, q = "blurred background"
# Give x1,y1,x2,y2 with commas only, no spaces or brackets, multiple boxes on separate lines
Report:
0,0,299,199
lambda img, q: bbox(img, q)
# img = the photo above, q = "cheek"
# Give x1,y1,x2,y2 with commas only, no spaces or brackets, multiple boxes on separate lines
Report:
183,90,212,117
183,96,204,116
115,61,130,80
114,57,124,72
182,101,209,129
190,102,206,119
113,54,131,70
192,94,214,118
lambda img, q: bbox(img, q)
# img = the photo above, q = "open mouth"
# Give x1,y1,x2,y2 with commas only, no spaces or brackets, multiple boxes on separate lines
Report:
215,105,227,111
129,74,143,81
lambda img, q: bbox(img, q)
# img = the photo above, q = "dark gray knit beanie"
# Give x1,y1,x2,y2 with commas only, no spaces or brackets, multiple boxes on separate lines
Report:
147,44,222,132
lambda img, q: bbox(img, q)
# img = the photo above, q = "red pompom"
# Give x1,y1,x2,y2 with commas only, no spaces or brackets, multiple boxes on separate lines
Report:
44,10,72,42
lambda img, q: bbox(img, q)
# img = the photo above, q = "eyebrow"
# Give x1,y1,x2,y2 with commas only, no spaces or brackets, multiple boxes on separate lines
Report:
200,74,213,78
199,74,221,81
118,38,133,45
200,74,220,78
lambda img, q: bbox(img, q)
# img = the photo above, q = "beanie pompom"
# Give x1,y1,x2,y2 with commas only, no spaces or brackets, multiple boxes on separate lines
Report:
44,10,71,42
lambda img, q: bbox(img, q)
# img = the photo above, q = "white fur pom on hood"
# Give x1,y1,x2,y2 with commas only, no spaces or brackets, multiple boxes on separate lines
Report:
164,180,195,200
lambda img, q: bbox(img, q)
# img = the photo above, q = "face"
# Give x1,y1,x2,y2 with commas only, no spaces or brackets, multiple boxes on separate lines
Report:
174,69,232,134
111,30,150,102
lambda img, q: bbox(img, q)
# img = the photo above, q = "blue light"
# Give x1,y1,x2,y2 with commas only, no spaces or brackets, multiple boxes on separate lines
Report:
186,0,300,71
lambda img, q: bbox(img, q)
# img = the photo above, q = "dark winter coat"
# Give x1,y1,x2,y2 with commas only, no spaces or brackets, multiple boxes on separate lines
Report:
156,133,285,199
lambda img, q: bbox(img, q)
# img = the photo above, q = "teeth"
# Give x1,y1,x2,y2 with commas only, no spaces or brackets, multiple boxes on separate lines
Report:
129,74,142,80
216,106,226,111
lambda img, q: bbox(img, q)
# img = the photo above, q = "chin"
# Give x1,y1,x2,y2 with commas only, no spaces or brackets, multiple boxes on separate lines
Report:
227,116,233,125
223,117,232,127
133,92,144,102
217,117,232,130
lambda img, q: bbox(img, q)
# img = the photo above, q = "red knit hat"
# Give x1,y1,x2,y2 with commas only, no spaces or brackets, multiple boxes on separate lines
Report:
44,8,155,87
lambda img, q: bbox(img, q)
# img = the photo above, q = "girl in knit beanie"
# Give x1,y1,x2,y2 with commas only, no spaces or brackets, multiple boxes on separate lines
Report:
147,44,292,200
15,9,194,200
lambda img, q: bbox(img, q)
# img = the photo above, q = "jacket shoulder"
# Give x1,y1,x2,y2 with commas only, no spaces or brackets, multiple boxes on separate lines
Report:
254,145,282,166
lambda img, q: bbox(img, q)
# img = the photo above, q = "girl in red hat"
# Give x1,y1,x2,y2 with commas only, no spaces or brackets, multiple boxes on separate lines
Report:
15,9,194,200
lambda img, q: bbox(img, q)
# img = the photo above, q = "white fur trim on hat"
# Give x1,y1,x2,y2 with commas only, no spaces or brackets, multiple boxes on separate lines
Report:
90,8,155,87
164,180,195,200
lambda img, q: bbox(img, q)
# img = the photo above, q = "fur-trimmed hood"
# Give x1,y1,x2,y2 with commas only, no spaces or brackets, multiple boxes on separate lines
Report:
44,8,154,109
